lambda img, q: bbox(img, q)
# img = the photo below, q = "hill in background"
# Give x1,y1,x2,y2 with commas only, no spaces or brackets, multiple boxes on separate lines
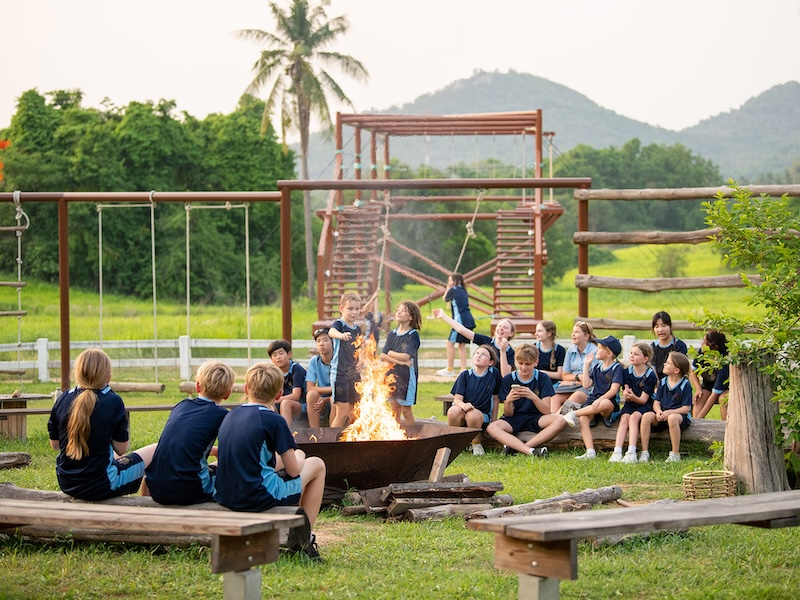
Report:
302,71,800,182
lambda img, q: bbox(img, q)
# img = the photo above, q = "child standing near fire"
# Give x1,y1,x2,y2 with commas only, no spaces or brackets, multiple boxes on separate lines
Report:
610,342,657,463
381,301,422,426
446,344,502,456
328,292,380,428
432,309,516,377
436,273,476,377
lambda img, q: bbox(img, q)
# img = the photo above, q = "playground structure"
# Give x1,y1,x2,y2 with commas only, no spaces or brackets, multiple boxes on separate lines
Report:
306,111,584,332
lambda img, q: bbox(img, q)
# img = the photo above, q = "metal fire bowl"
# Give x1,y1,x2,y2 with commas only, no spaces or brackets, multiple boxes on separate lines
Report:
294,424,481,492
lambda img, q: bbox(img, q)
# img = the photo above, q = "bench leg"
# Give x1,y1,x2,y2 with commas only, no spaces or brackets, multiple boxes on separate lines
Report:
518,574,560,600
223,569,261,600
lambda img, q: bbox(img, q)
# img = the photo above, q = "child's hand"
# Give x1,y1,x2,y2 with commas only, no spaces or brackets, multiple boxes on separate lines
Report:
622,384,634,400
497,337,508,351
342,331,352,341
584,352,595,365
432,308,444,319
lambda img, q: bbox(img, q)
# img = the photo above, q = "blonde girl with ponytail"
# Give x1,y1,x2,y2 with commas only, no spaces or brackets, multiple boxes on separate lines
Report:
48,349,156,500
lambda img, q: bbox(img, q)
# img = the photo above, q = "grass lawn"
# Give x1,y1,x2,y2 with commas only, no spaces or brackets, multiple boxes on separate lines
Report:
1,245,793,599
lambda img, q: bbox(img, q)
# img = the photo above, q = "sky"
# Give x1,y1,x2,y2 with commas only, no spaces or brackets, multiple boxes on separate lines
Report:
2,0,799,135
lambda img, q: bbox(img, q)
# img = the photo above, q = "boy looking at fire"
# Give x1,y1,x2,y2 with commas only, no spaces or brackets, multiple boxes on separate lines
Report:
214,362,326,561
306,327,333,427
268,339,307,428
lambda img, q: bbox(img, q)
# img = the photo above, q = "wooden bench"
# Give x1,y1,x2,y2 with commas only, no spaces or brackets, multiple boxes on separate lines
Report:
436,393,726,449
467,489,800,600
0,498,305,600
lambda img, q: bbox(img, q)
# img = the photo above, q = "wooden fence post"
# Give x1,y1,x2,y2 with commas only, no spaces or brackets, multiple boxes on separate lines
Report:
724,361,789,494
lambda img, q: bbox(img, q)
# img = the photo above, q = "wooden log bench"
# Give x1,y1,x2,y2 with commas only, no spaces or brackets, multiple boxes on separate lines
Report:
467,489,800,600
436,393,726,450
0,497,306,600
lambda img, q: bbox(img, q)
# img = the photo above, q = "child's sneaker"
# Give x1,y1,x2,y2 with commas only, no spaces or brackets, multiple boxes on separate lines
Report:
575,450,596,460
608,450,623,463
638,450,651,463
666,452,681,463
530,447,549,458
502,445,520,456
621,452,638,464
562,411,579,428
436,367,456,377
471,443,485,456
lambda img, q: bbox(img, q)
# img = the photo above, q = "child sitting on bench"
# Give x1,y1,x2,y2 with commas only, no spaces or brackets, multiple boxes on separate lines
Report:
214,362,327,560
47,348,157,501
144,360,235,504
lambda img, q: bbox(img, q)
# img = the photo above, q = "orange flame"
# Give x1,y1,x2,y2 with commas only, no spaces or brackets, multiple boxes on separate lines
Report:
339,335,409,442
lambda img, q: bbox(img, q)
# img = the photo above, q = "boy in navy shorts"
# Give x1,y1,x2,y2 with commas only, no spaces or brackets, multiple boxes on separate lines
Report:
144,360,235,504
269,338,307,427
486,344,566,457
215,362,327,560
329,291,364,427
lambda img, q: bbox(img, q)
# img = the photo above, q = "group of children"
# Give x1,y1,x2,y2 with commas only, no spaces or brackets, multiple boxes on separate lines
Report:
47,350,326,561
434,304,729,463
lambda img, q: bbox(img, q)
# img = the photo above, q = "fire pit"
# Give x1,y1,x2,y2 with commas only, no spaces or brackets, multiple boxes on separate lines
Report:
294,424,481,492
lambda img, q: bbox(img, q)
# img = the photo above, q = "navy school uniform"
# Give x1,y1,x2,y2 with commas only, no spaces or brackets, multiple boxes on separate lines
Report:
444,285,475,343
695,350,730,395
535,341,566,377
382,327,421,406
498,369,555,434
330,318,362,404
652,376,693,431
47,386,144,501
451,366,502,425
581,361,624,412
214,404,302,512
283,360,307,403
473,332,515,370
620,365,658,415
145,397,229,505
651,338,689,380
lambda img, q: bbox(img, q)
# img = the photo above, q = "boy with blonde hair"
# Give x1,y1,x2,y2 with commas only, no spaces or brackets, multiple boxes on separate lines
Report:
215,362,327,560
328,291,364,427
145,360,235,505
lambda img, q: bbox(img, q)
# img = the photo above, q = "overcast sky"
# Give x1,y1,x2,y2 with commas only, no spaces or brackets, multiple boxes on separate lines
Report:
2,0,799,134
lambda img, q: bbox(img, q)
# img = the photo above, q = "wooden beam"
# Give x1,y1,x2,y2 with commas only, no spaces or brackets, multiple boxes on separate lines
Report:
573,229,720,245
574,185,800,201
574,274,760,292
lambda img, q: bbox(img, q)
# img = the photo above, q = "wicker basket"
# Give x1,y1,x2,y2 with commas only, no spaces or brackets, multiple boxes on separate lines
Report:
683,470,736,500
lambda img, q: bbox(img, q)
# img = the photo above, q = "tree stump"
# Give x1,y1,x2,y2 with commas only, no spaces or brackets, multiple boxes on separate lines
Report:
724,362,789,493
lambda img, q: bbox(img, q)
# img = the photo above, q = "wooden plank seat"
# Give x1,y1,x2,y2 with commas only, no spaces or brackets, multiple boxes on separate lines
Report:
436,394,725,449
467,490,800,600
0,497,306,600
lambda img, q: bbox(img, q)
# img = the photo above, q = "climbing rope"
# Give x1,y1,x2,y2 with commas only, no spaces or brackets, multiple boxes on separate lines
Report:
12,191,30,382
452,189,486,274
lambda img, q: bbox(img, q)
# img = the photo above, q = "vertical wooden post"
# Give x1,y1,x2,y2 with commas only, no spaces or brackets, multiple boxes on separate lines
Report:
354,127,362,202
58,196,70,391
280,186,292,343
577,197,589,318
724,360,789,494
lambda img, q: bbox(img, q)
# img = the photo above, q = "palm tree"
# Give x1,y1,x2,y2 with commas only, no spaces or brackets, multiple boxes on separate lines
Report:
239,0,369,298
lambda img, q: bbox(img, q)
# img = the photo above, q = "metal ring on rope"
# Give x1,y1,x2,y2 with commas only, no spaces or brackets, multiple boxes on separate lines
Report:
452,188,486,274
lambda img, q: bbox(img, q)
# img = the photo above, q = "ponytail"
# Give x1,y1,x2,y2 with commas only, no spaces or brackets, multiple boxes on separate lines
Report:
65,389,97,460
64,348,112,461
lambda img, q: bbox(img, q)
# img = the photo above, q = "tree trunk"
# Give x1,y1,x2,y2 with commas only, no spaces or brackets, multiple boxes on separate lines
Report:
724,361,789,494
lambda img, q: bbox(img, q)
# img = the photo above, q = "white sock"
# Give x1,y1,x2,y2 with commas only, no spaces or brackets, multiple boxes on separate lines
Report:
614,446,623,454
585,449,596,457
627,446,637,454
528,447,535,455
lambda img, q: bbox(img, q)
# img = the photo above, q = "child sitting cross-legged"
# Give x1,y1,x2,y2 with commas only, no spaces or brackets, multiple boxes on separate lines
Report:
486,343,567,458
562,335,624,460
446,344,502,456
639,351,693,463
214,362,327,561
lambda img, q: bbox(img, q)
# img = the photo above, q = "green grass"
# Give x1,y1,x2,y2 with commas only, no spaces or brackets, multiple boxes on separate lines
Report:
0,392,796,599
1,246,790,599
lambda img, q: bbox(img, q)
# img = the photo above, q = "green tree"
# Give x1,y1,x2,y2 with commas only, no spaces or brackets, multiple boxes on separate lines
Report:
701,182,800,489
238,0,369,298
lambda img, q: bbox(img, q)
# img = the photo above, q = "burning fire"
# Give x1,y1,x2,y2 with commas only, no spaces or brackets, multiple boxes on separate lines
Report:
339,335,410,442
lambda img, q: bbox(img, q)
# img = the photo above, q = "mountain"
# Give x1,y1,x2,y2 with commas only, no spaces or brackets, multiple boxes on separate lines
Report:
301,71,800,182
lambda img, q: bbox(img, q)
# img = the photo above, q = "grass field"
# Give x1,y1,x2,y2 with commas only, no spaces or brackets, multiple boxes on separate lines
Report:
2,246,793,599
